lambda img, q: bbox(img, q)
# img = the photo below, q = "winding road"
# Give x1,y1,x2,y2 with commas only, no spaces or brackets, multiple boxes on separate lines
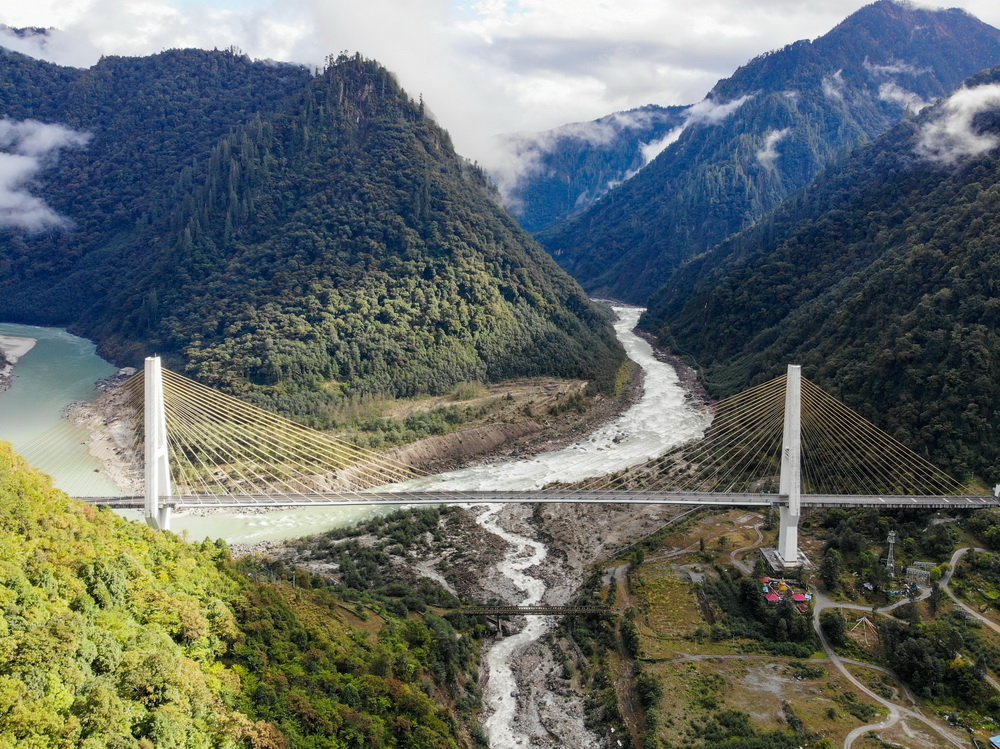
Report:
729,522,764,573
812,545,1000,748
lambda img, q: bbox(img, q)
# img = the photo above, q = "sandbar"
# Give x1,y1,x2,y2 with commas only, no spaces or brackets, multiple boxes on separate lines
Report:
0,334,38,392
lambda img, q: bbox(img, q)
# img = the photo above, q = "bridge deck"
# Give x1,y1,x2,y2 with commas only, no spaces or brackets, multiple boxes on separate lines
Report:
79,490,1000,510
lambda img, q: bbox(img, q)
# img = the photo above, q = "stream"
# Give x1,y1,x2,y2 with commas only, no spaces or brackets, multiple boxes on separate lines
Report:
476,505,552,747
396,306,710,747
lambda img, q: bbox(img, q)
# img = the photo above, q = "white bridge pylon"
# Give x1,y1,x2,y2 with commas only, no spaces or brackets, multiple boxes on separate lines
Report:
778,364,802,565
144,356,172,531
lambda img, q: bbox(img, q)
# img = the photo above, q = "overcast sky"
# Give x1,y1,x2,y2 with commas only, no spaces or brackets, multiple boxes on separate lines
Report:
2,0,1000,167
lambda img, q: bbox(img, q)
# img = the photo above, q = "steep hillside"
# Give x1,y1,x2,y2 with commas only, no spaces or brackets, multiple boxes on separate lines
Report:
0,49,623,420
539,0,1000,303
643,66,1000,483
0,440,479,746
494,104,688,232
0,46,313,295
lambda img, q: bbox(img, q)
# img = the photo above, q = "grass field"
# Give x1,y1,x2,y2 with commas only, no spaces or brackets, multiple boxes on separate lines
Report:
604,509,954,748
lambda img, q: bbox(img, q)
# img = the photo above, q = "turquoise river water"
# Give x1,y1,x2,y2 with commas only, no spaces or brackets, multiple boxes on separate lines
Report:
0,322,388,542
0,309,707,546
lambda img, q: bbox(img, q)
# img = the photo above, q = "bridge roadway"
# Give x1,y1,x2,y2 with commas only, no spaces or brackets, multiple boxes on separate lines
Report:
80,489,1000,510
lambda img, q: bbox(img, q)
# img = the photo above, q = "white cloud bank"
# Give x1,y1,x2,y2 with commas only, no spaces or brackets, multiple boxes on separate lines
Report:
878,82,932,113
916,84,1000,164
4,0,1000,167
862,57,929,77
822,69,846,101
640,94,753,163
756,127,790,168
0,118,90,231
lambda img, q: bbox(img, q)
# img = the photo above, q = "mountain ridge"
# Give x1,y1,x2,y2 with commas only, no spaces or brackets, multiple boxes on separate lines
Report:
642,64,1000,482
493,104,689,232
0,50,624,422
537,0,1000,303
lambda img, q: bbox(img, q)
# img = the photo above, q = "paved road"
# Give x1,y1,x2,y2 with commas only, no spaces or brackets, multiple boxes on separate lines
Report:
810,545,1000,748
812,588,966,748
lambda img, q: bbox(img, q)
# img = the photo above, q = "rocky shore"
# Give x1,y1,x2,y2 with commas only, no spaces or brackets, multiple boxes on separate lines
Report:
65,367,143,493
0,335,37,394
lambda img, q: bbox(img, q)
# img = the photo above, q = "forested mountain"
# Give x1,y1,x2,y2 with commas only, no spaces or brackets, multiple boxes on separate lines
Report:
643,65,1000,484
493,104,688,232
0,441,480,746
0,49,623,419
539,0,1000,303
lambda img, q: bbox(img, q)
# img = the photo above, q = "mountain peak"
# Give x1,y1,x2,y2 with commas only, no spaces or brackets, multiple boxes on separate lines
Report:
537,0,1000,304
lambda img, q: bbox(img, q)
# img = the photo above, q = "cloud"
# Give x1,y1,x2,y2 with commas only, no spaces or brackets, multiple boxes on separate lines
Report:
584,94,752,191
543,109,673,148
640,93,752,163
489,105,690,206
862,57,929,77
878,82,932,113
508,91,751,197
640,126,685,164
0,0,875,167
5,0,1000,168
0,117,90,231
0,25,101,67
756,127,790,168
916,84,1000,164
685,94,753,125
822,69,845,101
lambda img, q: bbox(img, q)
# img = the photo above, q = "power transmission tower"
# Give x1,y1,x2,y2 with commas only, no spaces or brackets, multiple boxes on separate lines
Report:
885,530,896,578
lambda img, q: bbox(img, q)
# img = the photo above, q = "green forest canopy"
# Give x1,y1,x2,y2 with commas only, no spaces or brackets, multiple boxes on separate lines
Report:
643,66,1000,484
0,439,480,747
0,51,624,423
538,0,1000,304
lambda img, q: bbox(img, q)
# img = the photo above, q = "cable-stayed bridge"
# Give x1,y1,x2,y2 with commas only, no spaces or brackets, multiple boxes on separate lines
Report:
39,357,998,567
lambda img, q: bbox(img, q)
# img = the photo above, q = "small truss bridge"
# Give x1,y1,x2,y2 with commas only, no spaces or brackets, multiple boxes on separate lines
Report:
48,357,996,567
457,606,610,616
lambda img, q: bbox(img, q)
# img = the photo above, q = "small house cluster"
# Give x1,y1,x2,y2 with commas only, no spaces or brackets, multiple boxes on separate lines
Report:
760,577,812,612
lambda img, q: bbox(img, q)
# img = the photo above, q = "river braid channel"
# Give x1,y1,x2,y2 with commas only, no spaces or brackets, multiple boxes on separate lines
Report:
400,306,709,746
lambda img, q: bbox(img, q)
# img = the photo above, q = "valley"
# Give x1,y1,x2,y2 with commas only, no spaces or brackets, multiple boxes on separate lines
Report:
4,0,1000,746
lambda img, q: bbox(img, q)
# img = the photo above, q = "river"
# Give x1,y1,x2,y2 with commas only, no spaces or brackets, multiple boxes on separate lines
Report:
397,306,708,492
1,307,709,748
0,307,707,542
0,323,390,536
0,323,121,497
398,306,709,748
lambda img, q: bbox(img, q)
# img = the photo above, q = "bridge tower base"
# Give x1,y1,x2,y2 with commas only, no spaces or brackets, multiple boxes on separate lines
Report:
776,364,802,567
144,356,172,531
